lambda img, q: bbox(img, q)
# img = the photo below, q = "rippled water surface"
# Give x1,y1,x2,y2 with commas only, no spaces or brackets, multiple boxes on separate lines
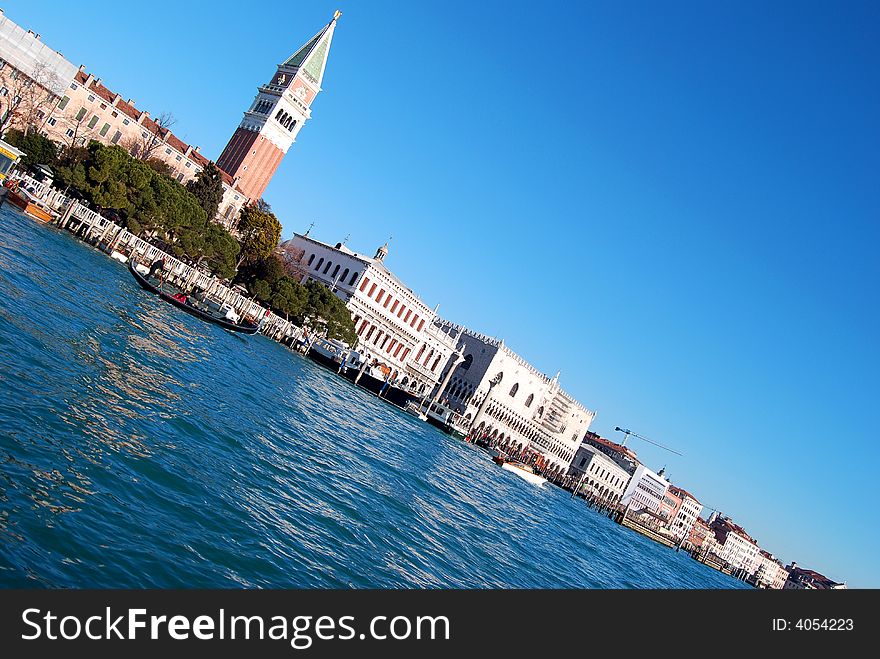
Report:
0,207,746,589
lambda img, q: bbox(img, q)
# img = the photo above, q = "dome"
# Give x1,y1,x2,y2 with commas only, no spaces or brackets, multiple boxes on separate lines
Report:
374,242,389,261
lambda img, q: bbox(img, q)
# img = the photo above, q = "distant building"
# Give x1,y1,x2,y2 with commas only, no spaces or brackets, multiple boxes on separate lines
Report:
433,320,596,474
279,233,457,398
217,13,340,201
752,551,788,590
666,485,701,541
783,563,846,590
658,487,682,527
620,464,669,516
568,443,630,502
707,513,759,575
687,516,712,551
582,431,639,474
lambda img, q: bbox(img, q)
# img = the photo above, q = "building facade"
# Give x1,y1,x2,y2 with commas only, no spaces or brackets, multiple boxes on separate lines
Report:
0,10,77,136
708,514,759,574
217,13,339,200
568,443,630,502
783,563,846,590
752,551,789,590
620,464,669,515
666,485,702,541
687,516,711,551
432,321,596,474
279,233,458,397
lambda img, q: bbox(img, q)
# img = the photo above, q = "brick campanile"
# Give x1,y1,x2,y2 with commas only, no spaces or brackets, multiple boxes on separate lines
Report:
216,12,340,201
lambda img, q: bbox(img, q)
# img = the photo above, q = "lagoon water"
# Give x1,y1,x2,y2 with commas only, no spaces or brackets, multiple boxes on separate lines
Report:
0,207,745,589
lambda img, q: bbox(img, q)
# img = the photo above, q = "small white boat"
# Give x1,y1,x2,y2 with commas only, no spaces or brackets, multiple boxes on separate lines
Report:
499,460,546,487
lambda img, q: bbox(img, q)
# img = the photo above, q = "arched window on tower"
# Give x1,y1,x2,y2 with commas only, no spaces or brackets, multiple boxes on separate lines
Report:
525,393,534,407
332,264,340,278
349,271,359,286
315,257,324,271
307,254,315,266
275,109,284,120
341,268,349,283
289,120,297,132
323,260,332,275
509,383,519,398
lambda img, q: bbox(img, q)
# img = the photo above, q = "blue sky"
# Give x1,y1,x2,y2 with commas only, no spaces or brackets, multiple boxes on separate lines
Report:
7,1,878,587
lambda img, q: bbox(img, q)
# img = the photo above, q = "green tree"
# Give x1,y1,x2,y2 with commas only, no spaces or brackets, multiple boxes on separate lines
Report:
236,204,282,267
300,280,357,345
2,128,58,170
186,162,225,221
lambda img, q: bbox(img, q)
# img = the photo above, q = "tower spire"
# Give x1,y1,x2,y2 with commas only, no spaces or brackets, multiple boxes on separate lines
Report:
216,17,341,200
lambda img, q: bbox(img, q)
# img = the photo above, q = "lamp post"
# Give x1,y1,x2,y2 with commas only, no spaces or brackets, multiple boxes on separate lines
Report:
467,372,502,441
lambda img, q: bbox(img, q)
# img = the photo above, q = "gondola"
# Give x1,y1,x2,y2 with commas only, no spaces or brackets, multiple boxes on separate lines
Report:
128,259,260,334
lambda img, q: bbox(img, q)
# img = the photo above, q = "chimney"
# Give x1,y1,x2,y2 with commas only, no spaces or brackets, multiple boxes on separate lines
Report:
111,94,120,107
137,110,150,125
193,146,200,153
184,145,192,157
79,64,86,72
127,98,136,106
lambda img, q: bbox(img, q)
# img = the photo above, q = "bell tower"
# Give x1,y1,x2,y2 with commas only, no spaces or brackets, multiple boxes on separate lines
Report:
216,11,340,200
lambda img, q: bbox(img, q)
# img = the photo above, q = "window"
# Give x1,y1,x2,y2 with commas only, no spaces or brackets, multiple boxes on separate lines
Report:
70,82,78,90
411,314,419,328
397,304,405,318
88,94,96,102
368,283,377,297
509,383,519,397
376,289,385,304
322,261,332,275
349,271,359,286
57,95,69,110
332,264,340,278
359,276,370,292
47,117,57,126
0,58,5,70
99,122,110,137
111,130,122,144
390,300,399,314
111,111,118,118
341,268,349,283
75,107,87,120
185,162,191,168
307,254,315,266
315,257,324,271
383,296,391,309
418,319,425,332
177,173,184,182
175,154,182,161
165,148,172,155
122,118,130,125
100,102,107,110
65,128,75,138
88,115,99,129
404,310,412,323
525,393,533,407
0,87,7,97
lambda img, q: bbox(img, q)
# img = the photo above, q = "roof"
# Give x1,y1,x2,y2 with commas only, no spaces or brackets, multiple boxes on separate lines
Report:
587,435,639,461
281,15,338,88
668,484,700,504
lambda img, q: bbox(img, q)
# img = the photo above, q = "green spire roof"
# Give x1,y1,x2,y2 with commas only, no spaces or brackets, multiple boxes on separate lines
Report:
281,15,338,87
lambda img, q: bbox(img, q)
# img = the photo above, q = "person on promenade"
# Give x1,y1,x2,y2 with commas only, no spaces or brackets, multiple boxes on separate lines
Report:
148,258,166,280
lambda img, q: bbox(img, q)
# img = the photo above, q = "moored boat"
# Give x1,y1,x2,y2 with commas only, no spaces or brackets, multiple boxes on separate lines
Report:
128,260,260,334
425,402,469,438
494,458,547,486
3,182,54,223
